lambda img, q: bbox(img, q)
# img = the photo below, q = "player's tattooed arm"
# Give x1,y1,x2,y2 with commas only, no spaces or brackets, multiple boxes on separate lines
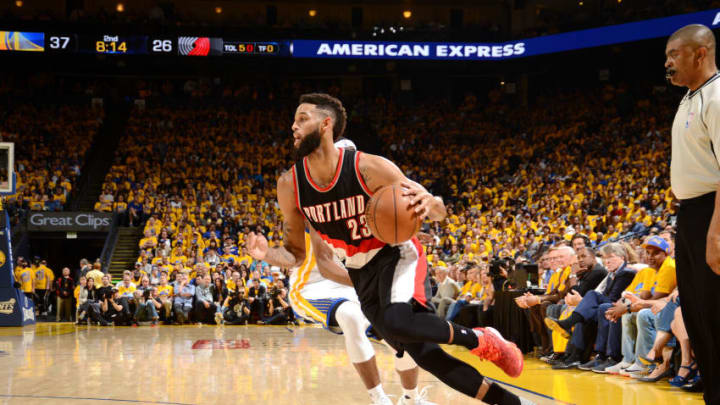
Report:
359,165,373,191
260,221,300,268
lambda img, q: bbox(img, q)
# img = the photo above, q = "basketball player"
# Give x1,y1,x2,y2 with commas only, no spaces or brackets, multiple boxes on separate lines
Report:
667,24,720,401
250,94,529,405
250,139,434,405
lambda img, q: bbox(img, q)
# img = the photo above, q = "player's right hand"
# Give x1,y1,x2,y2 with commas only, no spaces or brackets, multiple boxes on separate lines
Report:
247,232,269,260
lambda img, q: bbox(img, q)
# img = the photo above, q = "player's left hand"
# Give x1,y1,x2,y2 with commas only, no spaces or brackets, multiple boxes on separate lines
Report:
401,181,440,220
247,232,269,260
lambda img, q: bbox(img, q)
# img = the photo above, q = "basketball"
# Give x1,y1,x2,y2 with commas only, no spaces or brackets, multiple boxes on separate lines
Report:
365,185,422,245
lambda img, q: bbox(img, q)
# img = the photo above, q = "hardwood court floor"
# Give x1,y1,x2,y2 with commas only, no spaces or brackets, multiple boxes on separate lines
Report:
0,323,705,405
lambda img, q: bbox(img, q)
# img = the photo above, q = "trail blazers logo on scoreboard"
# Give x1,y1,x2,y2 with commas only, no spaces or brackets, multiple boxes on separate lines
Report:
0,298,15,314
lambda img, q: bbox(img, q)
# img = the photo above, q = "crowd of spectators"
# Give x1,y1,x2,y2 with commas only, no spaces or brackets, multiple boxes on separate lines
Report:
0,104,101,213
433,232,697,390
92,93,297,325
0,75,104,224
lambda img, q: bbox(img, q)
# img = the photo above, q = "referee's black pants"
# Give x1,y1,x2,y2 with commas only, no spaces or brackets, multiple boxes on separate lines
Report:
677,192,720,405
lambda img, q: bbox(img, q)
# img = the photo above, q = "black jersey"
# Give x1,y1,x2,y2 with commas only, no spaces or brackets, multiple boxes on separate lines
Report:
292,148,386,269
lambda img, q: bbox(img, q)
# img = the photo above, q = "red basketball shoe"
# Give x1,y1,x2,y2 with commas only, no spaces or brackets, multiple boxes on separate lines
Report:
470,327,524,378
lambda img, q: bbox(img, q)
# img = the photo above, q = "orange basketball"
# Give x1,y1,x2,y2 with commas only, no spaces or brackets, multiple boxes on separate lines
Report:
365,185,422,245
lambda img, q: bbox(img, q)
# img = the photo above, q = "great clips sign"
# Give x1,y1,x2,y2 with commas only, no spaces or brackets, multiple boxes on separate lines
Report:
291,9,720,60
27,212,112,232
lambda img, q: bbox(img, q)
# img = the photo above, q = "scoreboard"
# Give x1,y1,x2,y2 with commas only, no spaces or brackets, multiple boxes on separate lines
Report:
0,31,285,57
45,34,179,55
3,9,720,62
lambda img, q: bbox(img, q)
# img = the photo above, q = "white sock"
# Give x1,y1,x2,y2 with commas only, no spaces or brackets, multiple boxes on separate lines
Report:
368,384,388,402
402,387,418,399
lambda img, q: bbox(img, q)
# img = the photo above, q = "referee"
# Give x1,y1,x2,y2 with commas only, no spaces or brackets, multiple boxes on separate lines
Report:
667,24,720,403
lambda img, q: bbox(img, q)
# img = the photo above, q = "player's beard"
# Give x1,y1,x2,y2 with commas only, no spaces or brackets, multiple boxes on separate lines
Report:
293,128,322,160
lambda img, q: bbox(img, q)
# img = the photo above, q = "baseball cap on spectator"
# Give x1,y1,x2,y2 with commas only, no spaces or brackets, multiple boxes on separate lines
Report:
642,235,670,254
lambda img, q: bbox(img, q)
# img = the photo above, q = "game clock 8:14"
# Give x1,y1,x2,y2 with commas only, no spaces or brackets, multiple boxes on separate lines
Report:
92,35,148,54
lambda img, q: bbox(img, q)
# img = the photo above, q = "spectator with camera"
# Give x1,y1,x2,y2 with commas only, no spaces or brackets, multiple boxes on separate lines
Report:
222,289,251,325
260,287,294,325
488,257,512,291
101,288,131,326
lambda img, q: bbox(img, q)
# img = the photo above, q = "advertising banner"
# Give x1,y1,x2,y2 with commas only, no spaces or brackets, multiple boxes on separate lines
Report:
291,9,720,60
27,212,112,232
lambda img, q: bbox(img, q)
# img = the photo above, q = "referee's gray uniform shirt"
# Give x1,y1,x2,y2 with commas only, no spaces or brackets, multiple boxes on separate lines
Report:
671,72,720,198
